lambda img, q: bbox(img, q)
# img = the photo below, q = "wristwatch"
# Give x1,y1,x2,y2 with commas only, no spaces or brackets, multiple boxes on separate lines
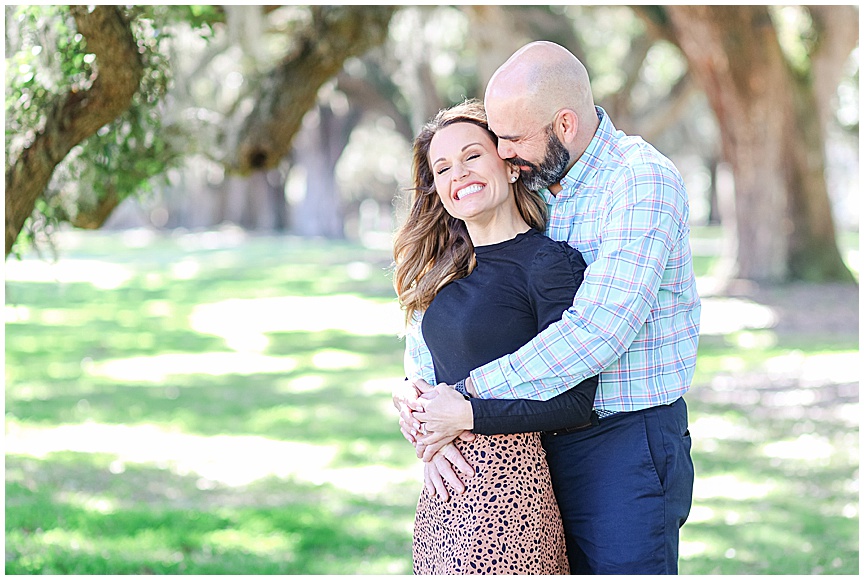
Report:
453,378,471,399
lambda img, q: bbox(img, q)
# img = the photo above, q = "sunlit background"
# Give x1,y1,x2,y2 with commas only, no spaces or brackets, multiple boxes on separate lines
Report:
5,4,859,576
5,225,859,574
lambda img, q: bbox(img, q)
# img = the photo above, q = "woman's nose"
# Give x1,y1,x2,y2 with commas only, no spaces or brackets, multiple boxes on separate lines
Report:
452,160,469,180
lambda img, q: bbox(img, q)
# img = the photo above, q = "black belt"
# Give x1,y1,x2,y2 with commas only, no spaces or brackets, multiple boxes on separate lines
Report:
542,409,619,436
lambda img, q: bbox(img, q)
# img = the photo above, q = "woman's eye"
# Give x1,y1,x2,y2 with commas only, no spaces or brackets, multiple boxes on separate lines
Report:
435,166,450,175
466,153,480,161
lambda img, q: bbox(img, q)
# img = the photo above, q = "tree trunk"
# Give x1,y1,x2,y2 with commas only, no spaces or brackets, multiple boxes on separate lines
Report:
463,6,534,90
661,5,853,282
219,170,284,231
790,5,859,280
807,5,859,136
232,6,395,175
290,101,361,238
5,6,143,256
784,72,854,281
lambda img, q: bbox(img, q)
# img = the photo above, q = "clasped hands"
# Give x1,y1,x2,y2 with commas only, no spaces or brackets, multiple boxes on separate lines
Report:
393,378,475,501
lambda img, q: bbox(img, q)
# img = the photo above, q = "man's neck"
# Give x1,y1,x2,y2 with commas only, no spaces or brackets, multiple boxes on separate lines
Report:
548,158,577,196
548,111,600,197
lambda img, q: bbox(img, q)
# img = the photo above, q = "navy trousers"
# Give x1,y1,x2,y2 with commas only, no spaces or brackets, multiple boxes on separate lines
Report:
541,397,694,575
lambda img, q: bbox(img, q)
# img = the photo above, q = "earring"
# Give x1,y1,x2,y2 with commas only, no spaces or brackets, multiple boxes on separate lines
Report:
510,175,518,183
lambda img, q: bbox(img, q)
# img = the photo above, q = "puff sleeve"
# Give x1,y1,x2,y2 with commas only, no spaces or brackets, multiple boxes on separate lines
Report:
470,240,598,435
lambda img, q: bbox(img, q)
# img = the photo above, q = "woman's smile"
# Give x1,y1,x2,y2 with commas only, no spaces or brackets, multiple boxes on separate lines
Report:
426,121,529,246
454,183,484,201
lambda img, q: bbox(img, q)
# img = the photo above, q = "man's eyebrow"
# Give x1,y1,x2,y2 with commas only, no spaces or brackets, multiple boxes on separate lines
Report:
432,142,484,165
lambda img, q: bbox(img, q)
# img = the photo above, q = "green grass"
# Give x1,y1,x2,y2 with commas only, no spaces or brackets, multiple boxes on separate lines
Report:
5,228,859,574
683,336,858,574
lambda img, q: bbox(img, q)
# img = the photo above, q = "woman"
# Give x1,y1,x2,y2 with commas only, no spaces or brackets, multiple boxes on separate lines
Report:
392,99,597,574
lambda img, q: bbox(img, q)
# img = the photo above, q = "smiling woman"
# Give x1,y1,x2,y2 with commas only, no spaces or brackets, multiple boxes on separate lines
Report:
392,99,599,575
393,99,547,325
428,122,524,245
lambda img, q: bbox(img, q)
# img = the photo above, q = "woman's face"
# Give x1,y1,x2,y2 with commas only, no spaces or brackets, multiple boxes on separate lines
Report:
428,122,517,224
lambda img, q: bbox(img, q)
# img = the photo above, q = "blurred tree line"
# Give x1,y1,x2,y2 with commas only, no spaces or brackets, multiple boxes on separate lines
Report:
5,5,859,283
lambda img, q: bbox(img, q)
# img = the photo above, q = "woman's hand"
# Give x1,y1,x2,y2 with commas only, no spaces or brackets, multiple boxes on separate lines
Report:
394,378,436,444
415,382,474,433
423,441,475,501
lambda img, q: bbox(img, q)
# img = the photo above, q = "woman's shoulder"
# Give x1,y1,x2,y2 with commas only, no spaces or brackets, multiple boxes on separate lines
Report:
527,232,587,272
521,232,587,309
523,233,587,297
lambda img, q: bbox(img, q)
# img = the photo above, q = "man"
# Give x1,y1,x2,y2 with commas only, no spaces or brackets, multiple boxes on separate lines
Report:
397,41,700,574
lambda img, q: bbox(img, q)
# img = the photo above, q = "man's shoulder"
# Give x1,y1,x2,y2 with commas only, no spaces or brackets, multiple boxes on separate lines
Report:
605,131,677,174
590,141,682,203
595,110,680,177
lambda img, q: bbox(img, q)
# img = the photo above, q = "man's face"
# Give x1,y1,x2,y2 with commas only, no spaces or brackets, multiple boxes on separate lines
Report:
487,101,570,191
509,126,570,192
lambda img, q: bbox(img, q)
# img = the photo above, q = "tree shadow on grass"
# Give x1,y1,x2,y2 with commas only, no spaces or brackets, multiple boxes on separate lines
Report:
6,452,417,575
681,343,859,575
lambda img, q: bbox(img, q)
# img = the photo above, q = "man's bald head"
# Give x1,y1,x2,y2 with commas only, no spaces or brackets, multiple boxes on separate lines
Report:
485,41,595,127
482,41,599,192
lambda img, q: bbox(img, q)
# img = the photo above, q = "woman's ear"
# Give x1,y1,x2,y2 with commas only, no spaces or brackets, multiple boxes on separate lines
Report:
507,164,520,183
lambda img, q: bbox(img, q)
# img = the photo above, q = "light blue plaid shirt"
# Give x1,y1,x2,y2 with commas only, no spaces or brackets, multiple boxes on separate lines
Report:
404,107,700,412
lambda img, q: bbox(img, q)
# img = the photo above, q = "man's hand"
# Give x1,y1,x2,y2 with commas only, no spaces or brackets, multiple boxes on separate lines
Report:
424,441,474,501
465,376,478,397
414,383,474,434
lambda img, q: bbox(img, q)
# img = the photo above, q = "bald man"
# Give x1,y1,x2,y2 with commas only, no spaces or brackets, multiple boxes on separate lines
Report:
401,41,700,574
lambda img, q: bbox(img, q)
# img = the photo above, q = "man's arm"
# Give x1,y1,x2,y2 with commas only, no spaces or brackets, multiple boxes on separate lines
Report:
393,311,436,444
399,311,582,442
471,164,687,401
403,312,436,386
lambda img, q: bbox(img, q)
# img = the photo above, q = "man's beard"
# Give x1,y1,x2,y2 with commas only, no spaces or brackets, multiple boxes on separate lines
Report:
511,127,570,191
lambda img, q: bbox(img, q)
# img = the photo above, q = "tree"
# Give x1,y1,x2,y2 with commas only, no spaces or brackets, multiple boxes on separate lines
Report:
5,6,143,256
4,5,396,257
230,6,395,175
635,5,857,283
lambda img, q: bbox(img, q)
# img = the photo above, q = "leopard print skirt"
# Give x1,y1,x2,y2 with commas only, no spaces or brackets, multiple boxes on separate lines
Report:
412,432,569,575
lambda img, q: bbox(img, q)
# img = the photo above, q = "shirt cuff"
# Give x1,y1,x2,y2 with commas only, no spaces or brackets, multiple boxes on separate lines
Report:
470,360,519,400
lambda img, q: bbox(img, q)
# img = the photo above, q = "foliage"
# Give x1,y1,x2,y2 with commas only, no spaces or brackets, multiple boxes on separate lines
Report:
5,231,859,574
5,6,220,256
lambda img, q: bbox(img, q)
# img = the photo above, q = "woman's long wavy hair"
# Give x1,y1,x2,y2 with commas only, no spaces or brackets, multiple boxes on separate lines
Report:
393,99,548,324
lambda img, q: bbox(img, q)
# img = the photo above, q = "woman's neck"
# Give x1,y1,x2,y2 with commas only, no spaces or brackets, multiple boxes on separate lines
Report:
465,213,532,247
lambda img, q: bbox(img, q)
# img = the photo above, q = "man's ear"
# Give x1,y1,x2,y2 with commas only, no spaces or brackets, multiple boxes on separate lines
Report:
556,109,579,145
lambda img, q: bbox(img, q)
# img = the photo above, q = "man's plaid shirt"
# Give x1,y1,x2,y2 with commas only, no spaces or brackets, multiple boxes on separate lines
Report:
404,107,701,412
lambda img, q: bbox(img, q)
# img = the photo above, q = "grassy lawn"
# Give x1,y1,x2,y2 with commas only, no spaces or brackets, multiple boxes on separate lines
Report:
5,227,859,574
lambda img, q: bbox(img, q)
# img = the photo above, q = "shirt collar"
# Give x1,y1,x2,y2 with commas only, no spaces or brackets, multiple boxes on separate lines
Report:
543,106,615,201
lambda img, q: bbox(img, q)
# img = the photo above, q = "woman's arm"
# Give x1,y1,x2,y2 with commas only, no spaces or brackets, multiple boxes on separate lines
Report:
415,375,596,436
415,240,598,443
470,376,597,435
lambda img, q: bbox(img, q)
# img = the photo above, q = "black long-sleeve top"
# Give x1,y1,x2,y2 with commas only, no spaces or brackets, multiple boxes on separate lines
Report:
422,229,598,435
